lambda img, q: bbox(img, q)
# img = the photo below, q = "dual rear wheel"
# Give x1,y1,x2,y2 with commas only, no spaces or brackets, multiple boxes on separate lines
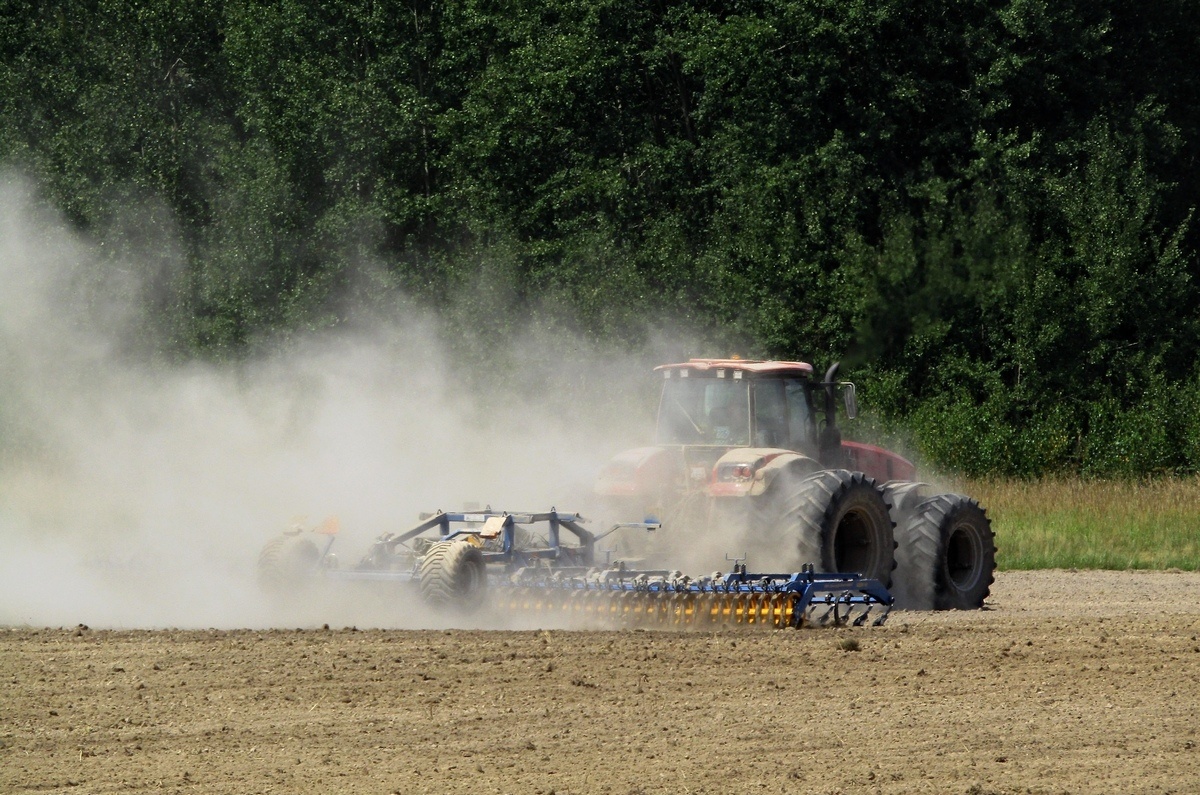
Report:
757,471,995,610
892,492,996,610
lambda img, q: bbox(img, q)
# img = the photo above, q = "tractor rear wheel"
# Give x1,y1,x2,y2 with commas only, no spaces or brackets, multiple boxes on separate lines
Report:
257,533,321,590
419,540,487,612
894,494,995,610
882,480,931,525
758,469,895,584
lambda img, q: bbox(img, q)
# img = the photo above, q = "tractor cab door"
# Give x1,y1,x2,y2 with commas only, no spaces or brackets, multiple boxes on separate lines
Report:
750,378,817,454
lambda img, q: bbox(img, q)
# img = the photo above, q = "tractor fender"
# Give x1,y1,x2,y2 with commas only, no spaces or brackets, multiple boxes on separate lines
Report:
748,451,823,496
842,441,917,482
708,448,821,497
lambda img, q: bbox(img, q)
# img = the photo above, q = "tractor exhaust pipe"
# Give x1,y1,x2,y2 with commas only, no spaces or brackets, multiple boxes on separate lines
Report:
823,362,841,427
820,362,845,467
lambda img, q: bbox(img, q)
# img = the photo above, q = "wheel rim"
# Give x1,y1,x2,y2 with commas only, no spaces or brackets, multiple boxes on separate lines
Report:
834,508,874,575
945,522,983,591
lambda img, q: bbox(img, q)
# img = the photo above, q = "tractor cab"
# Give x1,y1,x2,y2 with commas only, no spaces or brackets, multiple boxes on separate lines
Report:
594,358,912,516
655,359,825,453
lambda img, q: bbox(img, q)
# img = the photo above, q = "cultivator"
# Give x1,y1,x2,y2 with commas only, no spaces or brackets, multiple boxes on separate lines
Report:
258,508,893,629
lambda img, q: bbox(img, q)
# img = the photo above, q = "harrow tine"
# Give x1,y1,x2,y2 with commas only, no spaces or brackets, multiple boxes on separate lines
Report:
852,606,871,627
812,603,836,626
832,594,851,626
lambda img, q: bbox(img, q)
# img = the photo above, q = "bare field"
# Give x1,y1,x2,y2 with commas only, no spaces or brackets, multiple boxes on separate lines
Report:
4,570,1200,795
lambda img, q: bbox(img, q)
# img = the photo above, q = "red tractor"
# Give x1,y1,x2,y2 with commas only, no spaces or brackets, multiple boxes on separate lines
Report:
593,358,995,609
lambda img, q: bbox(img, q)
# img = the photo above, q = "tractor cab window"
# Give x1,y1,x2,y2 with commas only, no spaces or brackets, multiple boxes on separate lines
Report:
752,378,815,452
784,379,815,451
657,376,750,445
752,380,787,447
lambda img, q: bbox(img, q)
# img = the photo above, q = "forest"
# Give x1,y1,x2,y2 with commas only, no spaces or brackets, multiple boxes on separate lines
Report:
2,0,1198,477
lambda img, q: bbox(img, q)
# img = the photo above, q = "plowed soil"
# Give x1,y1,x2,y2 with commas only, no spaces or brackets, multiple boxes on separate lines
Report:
4,570,1200,795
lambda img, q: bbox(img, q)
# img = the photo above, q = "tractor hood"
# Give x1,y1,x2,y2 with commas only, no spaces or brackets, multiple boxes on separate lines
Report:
594,446,678,497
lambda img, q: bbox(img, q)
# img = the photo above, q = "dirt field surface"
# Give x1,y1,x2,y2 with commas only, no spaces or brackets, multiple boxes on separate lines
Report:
4,569,1200,795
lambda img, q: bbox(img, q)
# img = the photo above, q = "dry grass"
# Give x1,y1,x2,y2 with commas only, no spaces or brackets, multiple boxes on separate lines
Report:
954,476,1200,570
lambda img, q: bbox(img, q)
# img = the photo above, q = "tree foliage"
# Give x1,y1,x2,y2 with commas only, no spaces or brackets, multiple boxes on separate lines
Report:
2,0,1198,475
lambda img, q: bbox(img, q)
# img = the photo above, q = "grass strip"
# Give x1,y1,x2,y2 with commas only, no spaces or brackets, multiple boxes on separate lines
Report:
955,476,1200,571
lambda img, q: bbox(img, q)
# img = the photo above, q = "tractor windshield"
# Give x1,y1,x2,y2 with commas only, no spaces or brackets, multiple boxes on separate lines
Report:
657,376,751,445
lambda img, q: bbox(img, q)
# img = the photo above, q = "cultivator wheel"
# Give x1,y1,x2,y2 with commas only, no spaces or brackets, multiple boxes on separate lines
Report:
257,532,321,590
419,540,488,611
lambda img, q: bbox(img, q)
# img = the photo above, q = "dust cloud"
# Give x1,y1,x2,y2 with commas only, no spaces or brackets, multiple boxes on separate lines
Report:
0,175,671,630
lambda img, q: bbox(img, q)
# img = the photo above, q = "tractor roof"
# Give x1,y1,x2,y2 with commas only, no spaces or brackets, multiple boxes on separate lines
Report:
655,358,814,377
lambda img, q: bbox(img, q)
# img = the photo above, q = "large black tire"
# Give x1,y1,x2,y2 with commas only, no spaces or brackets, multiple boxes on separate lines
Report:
882,480,931,524
257,533,321,590
894,494,995,610
756,469,895,583
419,540,487,612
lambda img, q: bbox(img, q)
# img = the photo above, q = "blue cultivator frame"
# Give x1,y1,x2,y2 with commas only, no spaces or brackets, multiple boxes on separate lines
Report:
316,509,596,578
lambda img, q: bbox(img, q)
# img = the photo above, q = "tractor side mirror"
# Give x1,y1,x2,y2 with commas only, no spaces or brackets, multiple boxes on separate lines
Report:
842,383,858,420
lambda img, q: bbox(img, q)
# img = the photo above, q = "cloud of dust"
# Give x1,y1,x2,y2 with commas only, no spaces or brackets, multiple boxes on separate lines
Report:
1,173,938,630
0,174,684,630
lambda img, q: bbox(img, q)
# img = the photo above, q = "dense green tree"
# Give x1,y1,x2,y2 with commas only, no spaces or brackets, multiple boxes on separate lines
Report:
1,0,1198,474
